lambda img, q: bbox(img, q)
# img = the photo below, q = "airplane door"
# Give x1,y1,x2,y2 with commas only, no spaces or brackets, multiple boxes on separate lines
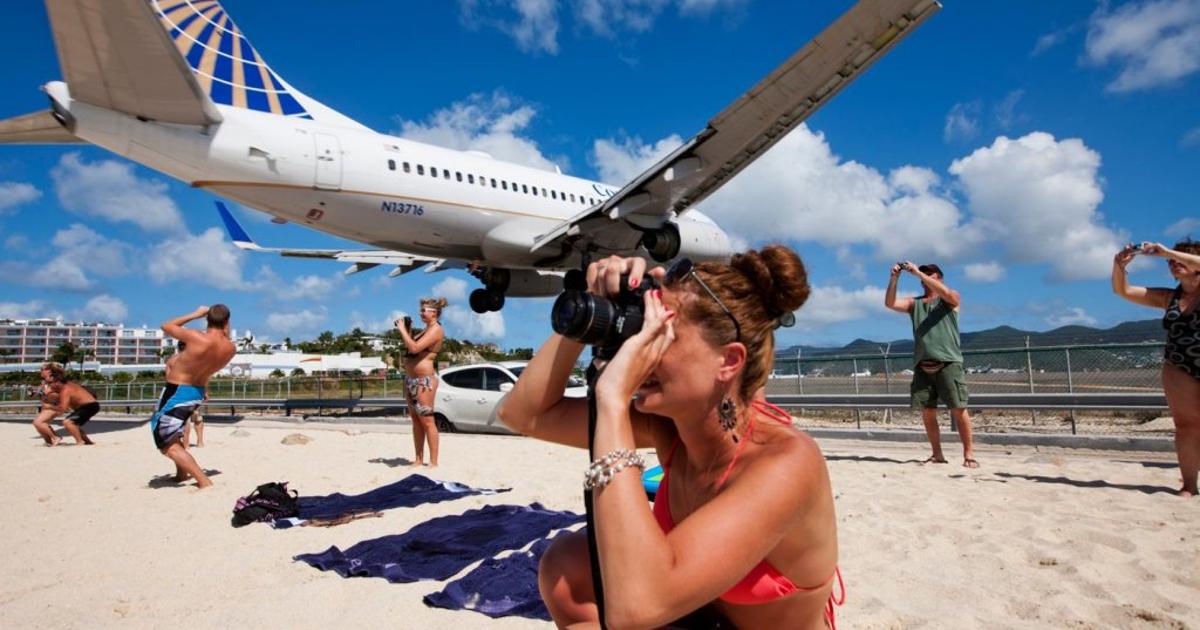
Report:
313,133,342,190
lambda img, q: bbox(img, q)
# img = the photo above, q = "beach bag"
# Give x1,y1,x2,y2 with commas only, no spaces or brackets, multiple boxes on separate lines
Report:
231,482,299,527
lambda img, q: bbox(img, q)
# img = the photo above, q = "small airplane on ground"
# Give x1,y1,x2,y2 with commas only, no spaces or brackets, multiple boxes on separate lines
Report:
0,0,939,312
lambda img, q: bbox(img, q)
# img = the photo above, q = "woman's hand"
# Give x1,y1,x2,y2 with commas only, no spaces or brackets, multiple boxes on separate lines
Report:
1140,242,1168,257
586,255,662,297
1114,244,1139,267
594,284,676,409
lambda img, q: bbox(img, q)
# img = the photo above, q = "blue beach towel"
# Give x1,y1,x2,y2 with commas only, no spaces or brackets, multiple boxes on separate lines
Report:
272,474,508,528
294,503,584,583
423,530,574,621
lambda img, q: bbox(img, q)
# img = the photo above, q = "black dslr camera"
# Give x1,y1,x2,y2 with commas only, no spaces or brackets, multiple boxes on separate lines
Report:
551,274,657,360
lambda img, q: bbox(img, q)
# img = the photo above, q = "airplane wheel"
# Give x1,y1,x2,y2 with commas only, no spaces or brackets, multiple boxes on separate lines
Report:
564,269,586,291
469,289,491,313
486,290,506,312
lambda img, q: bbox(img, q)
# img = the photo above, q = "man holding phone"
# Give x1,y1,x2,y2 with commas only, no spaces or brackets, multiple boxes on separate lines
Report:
885,262,979,468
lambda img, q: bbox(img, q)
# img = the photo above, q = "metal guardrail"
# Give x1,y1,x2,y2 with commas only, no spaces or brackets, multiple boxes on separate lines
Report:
0,397,410,416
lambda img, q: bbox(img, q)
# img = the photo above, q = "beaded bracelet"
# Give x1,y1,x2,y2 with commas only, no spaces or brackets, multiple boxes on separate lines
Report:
584,448,646,491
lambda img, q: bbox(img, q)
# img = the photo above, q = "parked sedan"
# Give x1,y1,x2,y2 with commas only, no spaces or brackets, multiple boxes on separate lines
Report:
433,362,585,434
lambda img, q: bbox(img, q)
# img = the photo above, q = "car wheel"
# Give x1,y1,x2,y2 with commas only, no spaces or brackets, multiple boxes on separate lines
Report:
434,413,456,433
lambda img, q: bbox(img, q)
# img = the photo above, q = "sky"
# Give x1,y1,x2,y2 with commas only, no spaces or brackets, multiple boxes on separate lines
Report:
0,0,1197,351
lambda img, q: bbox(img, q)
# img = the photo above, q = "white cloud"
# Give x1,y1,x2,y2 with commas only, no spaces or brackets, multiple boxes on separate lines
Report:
592,134,684,184
146,228,253,290
1166,217,1200,237
51,153,186,233
943,101,981,143
395,92,562,172
993,89,1025,130
429,275,506,339
1182,126,1200,147
1085,0,1200,92
0,182,41,214
669,125,981,262
432,276,471,303
266,309,327,335
574,0,743,36
3,234,28,251
0,300,60,320
79,295,128,322
271,273,343,301
443,306,506,340
1031,29,1068,57
963,261,1006,283
949,132,1125,281
350,309,409,335
0,224,131,291
792,285,887,330
460,0,560,54
1045,307,1099,328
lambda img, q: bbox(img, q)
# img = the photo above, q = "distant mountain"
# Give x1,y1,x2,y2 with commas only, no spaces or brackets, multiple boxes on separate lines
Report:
781,319,1163,357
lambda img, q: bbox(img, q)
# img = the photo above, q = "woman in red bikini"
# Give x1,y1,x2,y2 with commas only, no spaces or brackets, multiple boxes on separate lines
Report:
500,245,841,629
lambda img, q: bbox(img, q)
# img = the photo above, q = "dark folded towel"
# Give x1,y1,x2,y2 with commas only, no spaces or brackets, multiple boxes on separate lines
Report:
294,503,584,583
423,531,572,621
273,474,508,528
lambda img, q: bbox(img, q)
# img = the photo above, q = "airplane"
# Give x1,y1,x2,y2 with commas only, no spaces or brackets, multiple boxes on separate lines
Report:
0,0,940,314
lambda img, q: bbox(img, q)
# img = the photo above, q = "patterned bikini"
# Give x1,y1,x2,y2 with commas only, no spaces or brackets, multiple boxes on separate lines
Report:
405,375,438,417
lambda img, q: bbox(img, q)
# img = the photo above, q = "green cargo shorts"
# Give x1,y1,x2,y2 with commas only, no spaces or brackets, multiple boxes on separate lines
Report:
910,361,969,409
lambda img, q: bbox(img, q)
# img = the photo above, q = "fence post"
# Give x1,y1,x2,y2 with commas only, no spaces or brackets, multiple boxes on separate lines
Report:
796,348,803,395
1025,337,1036,425
852,358,860,394
1065,348,1076,435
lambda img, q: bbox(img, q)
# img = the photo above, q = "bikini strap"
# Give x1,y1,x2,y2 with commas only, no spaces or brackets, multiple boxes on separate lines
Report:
752,399,794,426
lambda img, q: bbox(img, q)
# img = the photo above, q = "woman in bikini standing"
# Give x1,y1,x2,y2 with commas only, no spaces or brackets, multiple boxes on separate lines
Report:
499,245,842,629
396,297,447,467
1113,238,1200,497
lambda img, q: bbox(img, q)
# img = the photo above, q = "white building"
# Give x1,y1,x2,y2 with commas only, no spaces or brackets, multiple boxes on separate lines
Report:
0,318,174,366
221,352,386,378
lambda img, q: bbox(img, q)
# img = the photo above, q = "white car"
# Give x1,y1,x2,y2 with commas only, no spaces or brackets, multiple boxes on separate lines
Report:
433,361,586,434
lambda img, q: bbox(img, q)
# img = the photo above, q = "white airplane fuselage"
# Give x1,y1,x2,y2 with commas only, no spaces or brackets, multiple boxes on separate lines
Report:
47,80,731,283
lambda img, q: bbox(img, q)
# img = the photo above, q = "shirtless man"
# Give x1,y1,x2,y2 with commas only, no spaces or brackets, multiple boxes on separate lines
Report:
395,297,446,467
49,379,100,445
30,363,66,446
155,305,236,488
168,342,207,449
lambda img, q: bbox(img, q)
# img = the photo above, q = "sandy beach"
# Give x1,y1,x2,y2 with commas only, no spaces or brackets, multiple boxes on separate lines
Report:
1,418,1197,629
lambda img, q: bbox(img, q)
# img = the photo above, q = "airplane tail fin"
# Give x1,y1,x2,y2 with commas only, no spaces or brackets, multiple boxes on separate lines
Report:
151,0,366,129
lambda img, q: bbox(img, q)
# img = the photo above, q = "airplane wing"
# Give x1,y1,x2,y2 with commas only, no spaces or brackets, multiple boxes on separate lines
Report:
216,203,442,276
0,110,82,144
44,0,222,125
532,0,939,254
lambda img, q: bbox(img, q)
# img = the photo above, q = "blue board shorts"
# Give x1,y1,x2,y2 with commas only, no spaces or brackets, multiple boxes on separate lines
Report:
151,384,205,449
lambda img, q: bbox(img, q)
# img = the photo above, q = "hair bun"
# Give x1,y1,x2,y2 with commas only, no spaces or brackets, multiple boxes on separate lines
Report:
731,245,810,317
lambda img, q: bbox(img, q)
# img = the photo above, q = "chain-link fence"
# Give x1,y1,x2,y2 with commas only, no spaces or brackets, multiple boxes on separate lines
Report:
0,342,1174,436
765,342,1169,436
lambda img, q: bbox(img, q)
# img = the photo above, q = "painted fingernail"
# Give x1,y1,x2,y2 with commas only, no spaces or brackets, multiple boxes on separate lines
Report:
630,277,638,289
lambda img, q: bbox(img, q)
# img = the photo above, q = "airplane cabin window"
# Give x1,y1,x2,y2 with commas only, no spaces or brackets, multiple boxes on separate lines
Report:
521,184,528,194
443,169,451,179
387,159,395,171
480,175,487,186
501,181,508,190
417,165,425,175
403,162,411,173
490,178,497,188
551,191,557,200
541,188,548,197
468,174,475,184
570,194,576,202
456,172,463,182
511,181,518,191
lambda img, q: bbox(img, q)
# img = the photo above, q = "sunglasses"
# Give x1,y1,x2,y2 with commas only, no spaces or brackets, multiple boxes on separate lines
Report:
663,259,796,338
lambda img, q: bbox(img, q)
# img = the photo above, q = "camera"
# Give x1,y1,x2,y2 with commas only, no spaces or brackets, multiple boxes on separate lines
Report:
895,261,907,271
551,274,657,360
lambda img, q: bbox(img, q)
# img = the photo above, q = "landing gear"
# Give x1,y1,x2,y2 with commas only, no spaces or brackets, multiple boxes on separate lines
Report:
468,266,510,313
469,288,506,313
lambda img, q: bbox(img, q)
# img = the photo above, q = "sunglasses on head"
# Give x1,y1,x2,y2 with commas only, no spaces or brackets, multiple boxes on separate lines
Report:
664,259,795,339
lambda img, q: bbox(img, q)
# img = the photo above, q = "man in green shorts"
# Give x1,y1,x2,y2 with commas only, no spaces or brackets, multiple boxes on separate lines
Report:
885,262,979,468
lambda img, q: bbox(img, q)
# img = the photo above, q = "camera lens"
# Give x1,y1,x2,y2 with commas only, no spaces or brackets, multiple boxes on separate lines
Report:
552,291,615,344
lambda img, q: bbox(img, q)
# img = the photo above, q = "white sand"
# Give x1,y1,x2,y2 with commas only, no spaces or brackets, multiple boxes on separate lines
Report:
1,419,1197,629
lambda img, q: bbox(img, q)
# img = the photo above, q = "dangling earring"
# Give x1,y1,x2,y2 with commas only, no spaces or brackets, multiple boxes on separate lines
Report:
718,396,738,441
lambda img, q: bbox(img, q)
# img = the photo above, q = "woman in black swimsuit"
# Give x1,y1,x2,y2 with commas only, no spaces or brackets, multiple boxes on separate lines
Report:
1112,238,1200,497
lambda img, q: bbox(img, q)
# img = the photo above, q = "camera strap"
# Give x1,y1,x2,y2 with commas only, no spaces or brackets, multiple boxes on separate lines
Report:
584,358,608,629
